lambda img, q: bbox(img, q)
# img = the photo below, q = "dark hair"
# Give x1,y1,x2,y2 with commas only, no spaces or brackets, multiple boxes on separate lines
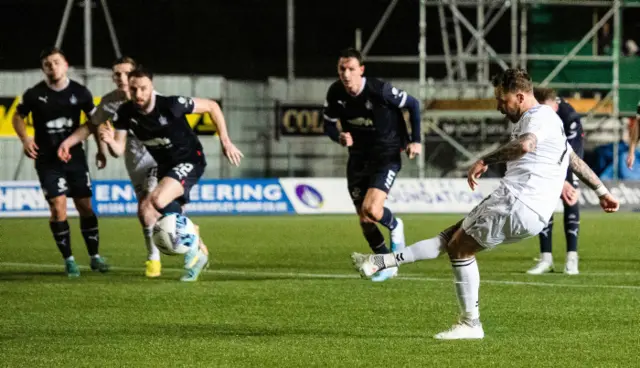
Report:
491,68,533,94
112,56,137,68
339,47,363,65
128,66,153,80
39,46,66,62
533,87,557,103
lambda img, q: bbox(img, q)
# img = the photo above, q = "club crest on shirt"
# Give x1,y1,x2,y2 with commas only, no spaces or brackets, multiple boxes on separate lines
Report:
365,100,373,110
159,115,168,126
70,94,78,105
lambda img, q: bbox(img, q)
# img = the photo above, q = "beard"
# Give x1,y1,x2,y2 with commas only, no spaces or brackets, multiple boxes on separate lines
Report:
46,73,61,84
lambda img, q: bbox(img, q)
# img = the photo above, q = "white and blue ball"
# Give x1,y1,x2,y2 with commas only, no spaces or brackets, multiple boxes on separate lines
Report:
152,213,199,255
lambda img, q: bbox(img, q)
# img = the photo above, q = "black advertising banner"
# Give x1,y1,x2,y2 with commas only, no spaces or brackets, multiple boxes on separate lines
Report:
276,103,325,139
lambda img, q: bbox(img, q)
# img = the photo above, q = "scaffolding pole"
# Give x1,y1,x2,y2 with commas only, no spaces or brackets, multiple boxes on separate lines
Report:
476,0,485,82
361,0,399,57
359,0,633,178
84,0,92,76
418,2,427,178
612,0,622,179
287,0,295,83
520,3,527,68
510,0,518,68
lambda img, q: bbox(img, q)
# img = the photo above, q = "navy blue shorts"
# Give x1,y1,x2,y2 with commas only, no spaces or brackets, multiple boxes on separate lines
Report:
156,161,206,204
36,156,92,200
347,153,401,205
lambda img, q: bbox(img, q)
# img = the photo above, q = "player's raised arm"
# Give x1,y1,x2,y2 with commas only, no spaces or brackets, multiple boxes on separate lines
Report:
381,82,422,159
191,97,243,166
13,92,38,159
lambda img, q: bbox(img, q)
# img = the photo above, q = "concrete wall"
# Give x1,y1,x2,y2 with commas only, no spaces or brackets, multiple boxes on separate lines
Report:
0,70,494,181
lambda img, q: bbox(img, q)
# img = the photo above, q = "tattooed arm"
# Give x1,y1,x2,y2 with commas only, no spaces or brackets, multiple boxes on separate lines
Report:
568,151,604,192
568,150,620,212
480,133,538,165
467,133,538,190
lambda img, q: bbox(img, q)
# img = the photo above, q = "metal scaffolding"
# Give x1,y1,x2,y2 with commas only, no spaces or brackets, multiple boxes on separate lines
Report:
356,0,637,179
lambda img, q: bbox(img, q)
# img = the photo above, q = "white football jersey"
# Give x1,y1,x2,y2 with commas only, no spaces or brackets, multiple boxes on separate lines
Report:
93,89,153,164
501,104,572,222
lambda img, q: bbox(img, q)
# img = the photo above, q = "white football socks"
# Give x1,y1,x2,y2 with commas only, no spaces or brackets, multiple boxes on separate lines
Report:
144,226,161,261
381,234,447,267
451,257,480,321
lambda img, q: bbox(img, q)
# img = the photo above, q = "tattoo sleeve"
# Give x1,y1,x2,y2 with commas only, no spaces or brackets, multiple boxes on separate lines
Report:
569,151,604,191
482,133,538,165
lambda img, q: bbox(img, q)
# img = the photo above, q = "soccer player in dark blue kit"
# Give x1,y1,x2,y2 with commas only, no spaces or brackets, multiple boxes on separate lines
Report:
527,87,583,275
12,47,108,277
99,67,243,282
323,48,422,282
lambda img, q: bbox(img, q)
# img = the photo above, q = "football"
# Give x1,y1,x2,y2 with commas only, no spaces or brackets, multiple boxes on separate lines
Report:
152,213,199,255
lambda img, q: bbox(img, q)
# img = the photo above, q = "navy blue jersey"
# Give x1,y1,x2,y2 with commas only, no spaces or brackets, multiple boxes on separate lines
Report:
323,77,410,156
556,97,583,154
16,80,95,163
112,95,206,168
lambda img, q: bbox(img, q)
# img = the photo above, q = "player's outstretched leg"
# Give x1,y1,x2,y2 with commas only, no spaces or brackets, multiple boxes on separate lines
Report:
47,195,80,277
74,197,109,273
528,217,554,274
351,219,461,277
351,220,484,339
563,202,580,275
181,224,209,282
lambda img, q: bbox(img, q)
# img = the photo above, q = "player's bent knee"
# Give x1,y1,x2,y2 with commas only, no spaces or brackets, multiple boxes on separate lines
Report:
361,203,383,222
446,228,481,260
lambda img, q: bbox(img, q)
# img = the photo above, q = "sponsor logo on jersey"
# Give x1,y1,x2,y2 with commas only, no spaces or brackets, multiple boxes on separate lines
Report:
142,137,172,147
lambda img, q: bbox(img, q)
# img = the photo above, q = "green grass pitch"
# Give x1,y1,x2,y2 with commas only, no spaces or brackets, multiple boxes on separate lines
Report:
1,213,639,367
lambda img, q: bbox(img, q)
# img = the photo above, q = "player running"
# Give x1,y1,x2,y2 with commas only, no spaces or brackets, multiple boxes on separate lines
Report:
322,48,422,282
58,56,163,278
12,47,109,277
351,68,619,339
527,88,584,275
98,67,243,282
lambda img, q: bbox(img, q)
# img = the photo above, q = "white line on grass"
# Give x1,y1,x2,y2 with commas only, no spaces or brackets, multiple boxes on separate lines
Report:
1,261,639,291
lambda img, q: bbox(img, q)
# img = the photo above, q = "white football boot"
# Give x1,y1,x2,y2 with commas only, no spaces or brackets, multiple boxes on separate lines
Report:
434,319,485,340
527,253,554,275
564,252,579,275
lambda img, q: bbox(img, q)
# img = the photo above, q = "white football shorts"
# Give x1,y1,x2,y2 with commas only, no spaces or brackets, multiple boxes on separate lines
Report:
462,184,546,249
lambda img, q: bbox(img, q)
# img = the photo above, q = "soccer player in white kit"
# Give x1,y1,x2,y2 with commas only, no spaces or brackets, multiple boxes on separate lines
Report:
351,68,620,339
58,57,162,278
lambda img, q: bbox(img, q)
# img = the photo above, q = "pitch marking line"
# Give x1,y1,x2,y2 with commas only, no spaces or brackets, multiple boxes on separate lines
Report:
1,262,639,291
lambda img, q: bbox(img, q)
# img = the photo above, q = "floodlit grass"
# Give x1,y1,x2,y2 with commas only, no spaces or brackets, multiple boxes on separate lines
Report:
1,213,639,367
